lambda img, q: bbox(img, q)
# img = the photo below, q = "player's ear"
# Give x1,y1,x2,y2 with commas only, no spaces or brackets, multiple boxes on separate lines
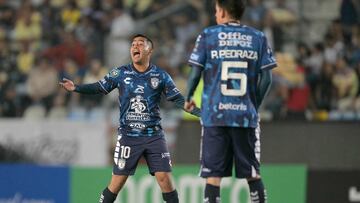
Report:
220,7,226,19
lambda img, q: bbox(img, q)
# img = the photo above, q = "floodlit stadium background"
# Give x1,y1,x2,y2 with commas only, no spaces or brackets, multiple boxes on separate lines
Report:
0,0,359,202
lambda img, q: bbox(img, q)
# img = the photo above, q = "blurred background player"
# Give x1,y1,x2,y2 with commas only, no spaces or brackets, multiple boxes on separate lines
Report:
60,34,200,203
184,0,276,203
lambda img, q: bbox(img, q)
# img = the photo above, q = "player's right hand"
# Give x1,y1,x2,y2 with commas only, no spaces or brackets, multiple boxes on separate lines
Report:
184,99,196,112
59,78,75,91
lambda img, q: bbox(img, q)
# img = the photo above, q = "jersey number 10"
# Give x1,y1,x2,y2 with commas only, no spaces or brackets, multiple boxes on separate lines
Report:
221,61,248,96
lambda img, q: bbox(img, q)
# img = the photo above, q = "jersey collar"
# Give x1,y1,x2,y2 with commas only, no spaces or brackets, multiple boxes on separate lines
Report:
224,21,241,26
130,63,154,75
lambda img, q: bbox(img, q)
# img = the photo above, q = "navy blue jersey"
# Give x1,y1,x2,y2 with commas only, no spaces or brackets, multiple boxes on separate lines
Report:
189,22,277,128
98,63,180,136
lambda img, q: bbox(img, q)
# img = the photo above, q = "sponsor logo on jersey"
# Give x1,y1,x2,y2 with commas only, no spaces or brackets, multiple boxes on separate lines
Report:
193,35,202,52
172,87,180,94
150,78,159,89
218,102,247,111
161,152,170,158
134,85,145,93
129,122,146,129
124,77,131,84
126,95,150,121
124,71,135,75
218,32,253,48
150,73,160,77
201,167,211,173
190,53,199,61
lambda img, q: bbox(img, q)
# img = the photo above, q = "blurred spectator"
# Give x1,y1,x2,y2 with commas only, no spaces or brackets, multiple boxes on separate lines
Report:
124,0,154,18
314,63,336,111
38,0,62,46
106,7,134,67
285,65,310,119
332,57,359,111
75,15,102,59
354,62,360,111
26,58,58,112
16,41,35,81
82,58,107,83
81,58,107,108
340,0,359,43
13,1,42,49
48,92,68,119
324,33,342,65
0,84,20,117
60,58,82,82
262,10,284,52
0,0,15,31
305,43,325,83
0,39,16,80
270,0,297,25
243,0,268,29
42,30,87,70
61,0,81,31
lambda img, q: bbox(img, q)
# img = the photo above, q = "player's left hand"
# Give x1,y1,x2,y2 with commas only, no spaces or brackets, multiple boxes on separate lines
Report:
184,100,196,112
59,78,75,91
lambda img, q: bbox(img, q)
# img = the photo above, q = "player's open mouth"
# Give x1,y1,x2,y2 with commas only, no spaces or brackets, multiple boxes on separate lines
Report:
133,51,140,57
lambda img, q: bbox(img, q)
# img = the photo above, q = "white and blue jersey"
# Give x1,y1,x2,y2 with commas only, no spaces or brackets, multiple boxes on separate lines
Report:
189,22,277,128
98,63,180,136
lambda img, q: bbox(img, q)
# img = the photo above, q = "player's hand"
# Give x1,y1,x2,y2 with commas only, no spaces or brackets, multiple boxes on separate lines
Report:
59,78,75,91
184,99,196,112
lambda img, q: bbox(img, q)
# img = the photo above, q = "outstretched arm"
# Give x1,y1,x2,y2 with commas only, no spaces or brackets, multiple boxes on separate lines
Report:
169,94,201,117
184,66,203,112
256,69,272,109
59,78,104,94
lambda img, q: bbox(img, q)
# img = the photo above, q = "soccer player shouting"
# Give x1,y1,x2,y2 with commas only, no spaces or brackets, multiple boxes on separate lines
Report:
60,34,200,203
184,1,277,203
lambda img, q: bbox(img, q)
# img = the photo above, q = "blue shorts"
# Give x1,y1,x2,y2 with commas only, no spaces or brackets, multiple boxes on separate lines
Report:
200,126,261,179
113,133,172,176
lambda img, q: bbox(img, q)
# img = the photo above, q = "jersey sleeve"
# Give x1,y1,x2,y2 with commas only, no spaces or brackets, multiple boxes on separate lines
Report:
188,31,206,68
163,72,181,100
258,35,277,71
97,68,119,94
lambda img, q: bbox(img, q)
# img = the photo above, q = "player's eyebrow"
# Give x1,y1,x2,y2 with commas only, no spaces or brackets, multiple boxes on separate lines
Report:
133,38,145,42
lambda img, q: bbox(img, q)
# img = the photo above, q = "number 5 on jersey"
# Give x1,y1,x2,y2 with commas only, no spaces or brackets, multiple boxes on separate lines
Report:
221,61,248,96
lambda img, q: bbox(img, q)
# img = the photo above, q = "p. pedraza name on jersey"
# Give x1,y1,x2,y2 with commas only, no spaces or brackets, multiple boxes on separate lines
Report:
211,49,258,60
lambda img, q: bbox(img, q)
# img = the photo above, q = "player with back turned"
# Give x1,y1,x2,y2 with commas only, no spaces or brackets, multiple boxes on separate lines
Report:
60,34,200,203
184,0,277,203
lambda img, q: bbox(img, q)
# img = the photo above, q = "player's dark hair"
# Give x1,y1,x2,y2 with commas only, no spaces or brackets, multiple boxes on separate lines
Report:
132,34,154,49
216,0,246,20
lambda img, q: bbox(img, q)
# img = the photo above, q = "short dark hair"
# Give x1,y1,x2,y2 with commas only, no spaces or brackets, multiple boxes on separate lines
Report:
216,0,246,20
131,34,154,49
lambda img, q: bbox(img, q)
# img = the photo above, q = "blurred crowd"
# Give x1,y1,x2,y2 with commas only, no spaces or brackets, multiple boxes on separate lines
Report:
0,0,359,121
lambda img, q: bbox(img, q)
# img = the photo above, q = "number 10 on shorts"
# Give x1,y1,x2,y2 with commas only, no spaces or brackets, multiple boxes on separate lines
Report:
120,146,131,158
114,141,131,166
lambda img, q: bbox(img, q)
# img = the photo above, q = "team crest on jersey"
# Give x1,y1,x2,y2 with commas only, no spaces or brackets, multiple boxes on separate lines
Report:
118,158,126,169
109,68,120,78
150,78,159,89
126,95,150,121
